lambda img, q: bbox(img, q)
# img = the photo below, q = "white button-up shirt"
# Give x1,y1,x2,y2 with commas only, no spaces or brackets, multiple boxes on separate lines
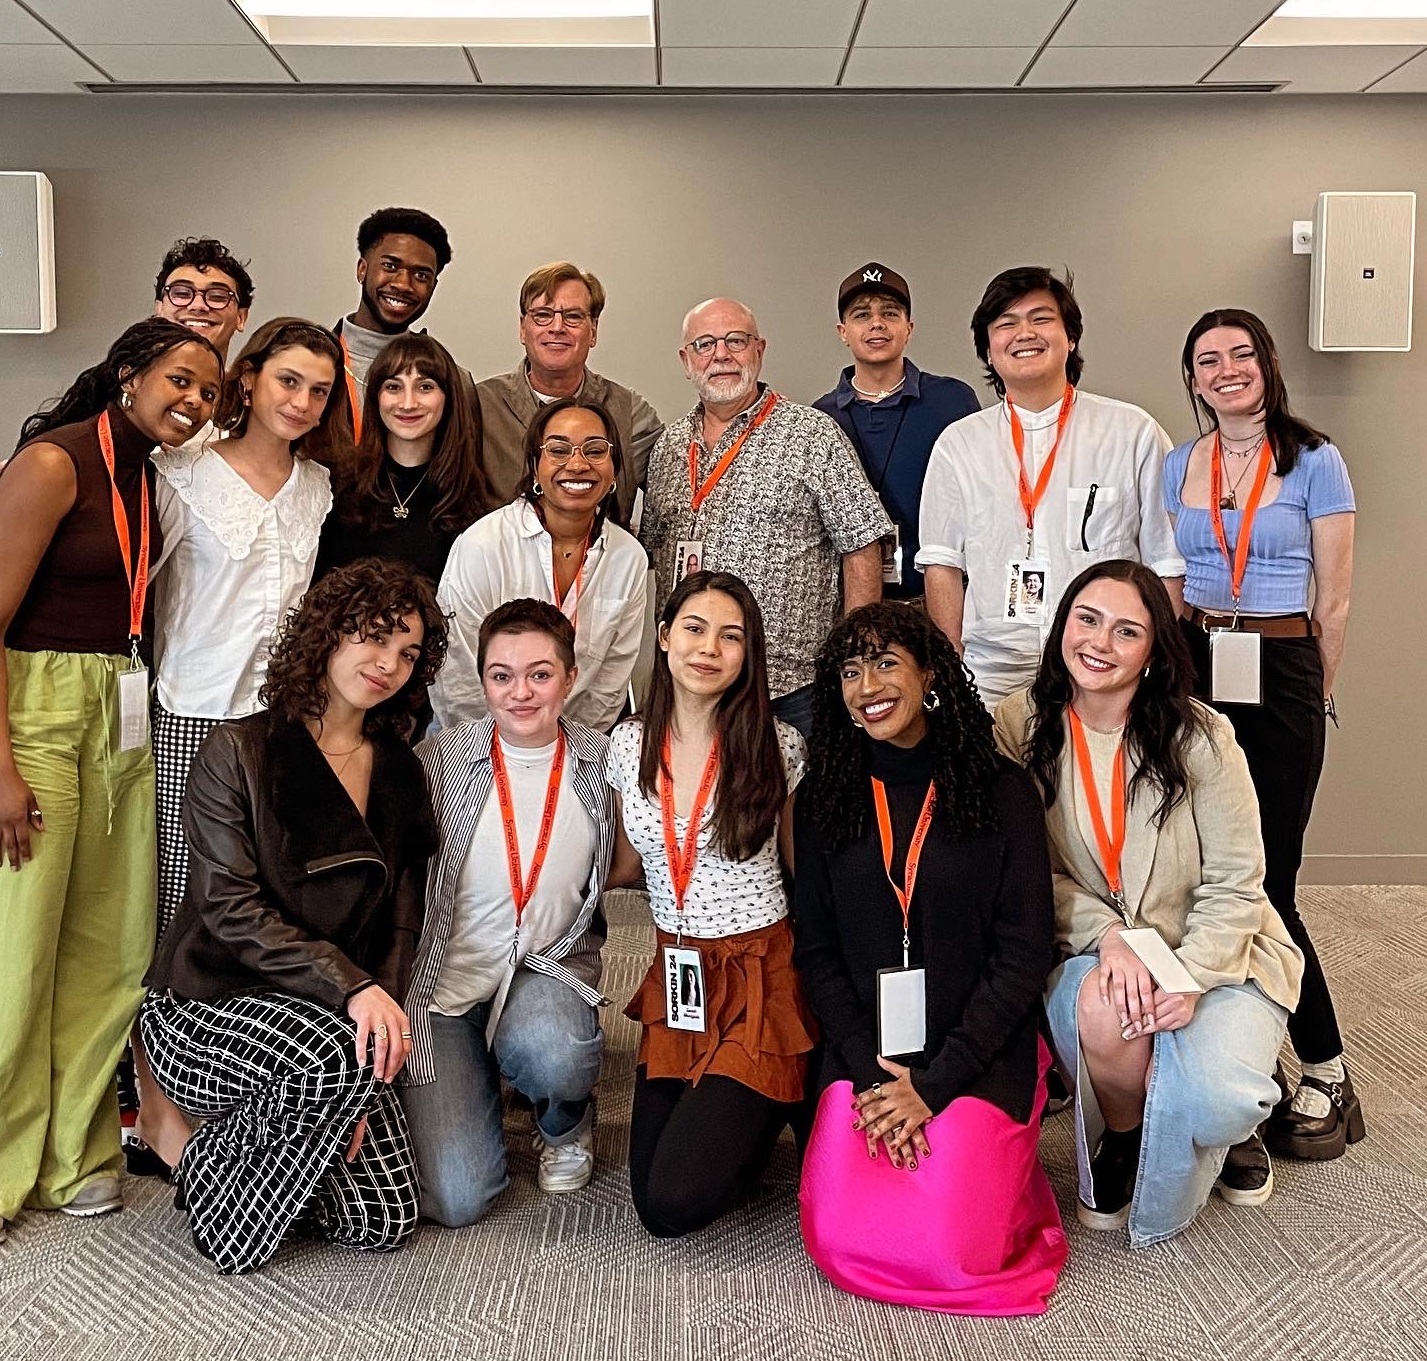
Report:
431,497,648,734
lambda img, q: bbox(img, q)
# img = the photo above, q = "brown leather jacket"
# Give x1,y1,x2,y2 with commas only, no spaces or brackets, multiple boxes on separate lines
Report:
147,711,437,1010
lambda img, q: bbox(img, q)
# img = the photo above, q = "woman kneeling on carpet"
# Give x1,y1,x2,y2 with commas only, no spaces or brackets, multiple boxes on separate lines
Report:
793,601,1067,1316
140,559,445,1274
995,559,1304,1247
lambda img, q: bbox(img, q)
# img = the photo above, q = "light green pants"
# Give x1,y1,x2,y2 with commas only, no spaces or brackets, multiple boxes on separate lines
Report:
0,649,156,1219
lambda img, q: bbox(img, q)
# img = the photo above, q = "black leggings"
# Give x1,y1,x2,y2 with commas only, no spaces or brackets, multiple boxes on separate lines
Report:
628,1067,798,1238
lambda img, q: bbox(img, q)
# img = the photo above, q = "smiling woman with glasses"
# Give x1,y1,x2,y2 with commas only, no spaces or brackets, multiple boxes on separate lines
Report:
430,397,648,736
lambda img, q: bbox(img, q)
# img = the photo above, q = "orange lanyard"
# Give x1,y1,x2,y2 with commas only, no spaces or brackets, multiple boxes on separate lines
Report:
553,532,591,630
871,778,936,969
490,727,566,929
1207,432,1273,612
1006,384,1075,554
1067,709,1127,912
659,731,720,928
97,410,151,661
338,334,363,441
687,390,779,513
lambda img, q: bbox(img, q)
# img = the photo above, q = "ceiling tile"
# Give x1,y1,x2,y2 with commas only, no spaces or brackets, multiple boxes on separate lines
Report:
1051,0,1278,48
841,46,1035,88
23,0,257,46
1366,48,1427,93
0,4,58,43
1205,43,1422,93
277,43,473,84
659,0,859,49
857,0,1067,48
471,44,656,85
0,40,101,89
86,43,289,82
661,45,843,86
1024,45,1225,86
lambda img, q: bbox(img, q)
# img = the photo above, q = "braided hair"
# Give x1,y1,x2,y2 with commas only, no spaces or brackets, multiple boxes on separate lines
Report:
804,602,1002,850
16,318,222,451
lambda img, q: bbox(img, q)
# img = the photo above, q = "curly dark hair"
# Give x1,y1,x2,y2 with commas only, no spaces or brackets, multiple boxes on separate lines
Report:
970,265,1084,397
517,396,628,532
805,602,1001,850
357,207,453,273
154,236,255,309
259,558,449,740
1021,559,1209,827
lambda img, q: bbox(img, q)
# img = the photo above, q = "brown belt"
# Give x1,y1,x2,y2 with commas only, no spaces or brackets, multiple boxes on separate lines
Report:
1188,608,1320,638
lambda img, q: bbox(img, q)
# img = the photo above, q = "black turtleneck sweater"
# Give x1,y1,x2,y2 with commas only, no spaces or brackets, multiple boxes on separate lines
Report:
792,735,1055,1123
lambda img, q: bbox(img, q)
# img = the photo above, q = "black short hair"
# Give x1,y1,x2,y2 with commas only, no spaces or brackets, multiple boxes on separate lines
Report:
356,207,453,273
970,265,1084,396
154,237,255,309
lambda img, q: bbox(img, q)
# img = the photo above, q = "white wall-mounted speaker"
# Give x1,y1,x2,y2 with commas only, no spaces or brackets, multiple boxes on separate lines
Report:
0,172,57,335
1309,191,1415,353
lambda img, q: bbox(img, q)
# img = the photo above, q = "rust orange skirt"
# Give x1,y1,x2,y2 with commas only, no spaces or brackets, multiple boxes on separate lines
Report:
624,917,816,1105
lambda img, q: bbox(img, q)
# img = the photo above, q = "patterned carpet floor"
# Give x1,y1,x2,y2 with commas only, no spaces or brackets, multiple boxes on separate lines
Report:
2,885,1424,1361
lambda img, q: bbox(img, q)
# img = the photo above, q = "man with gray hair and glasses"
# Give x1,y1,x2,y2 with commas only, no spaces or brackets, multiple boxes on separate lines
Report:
640,297,891,736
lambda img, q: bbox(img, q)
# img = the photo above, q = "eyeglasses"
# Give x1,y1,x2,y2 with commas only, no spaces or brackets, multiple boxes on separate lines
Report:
540,437,613,464
162,281,239,309
524,306,592,329
684,330,758,357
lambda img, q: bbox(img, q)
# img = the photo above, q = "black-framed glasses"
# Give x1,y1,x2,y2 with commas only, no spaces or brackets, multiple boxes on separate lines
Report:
162,281,239,309
540,437,613,464
684,330,758,357
524,306,592,328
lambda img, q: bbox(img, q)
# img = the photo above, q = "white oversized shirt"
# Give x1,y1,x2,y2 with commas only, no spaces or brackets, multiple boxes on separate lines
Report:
917,389,1182,707
431,497,648,734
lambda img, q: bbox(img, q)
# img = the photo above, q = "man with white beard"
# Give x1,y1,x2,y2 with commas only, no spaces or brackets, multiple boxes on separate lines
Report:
640,297,890,735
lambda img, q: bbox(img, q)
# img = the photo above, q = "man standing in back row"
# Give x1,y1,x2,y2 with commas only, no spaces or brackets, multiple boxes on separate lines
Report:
918,266,1183,707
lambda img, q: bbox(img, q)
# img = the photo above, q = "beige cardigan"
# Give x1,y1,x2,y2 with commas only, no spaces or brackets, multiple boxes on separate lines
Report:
994,687,1302,1012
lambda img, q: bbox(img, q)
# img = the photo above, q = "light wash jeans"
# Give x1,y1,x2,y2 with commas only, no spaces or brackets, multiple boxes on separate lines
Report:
400,968,602,1227
1046,953,1288,1248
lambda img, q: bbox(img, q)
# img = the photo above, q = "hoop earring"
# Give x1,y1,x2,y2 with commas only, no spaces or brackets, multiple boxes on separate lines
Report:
922,690,941,713
119,390,133,411
532,480,543,497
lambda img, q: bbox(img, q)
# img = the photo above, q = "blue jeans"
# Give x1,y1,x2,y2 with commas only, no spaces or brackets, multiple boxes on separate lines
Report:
400,968,603,1227
770,684,814,740
1046,953,1288,1248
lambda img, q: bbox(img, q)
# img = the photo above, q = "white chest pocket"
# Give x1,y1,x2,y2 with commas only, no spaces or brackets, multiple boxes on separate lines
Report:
1066,483,1131,554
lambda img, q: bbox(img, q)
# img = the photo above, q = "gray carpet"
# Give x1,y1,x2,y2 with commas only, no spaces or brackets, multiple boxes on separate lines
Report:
3,886,1424,1361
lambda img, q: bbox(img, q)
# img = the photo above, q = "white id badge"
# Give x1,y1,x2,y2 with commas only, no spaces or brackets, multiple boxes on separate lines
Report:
1210,628,1262,705
117,666,151,752
1003,558,1050,625
876,966,926,1057
879,526,902,585
674,540,704,586
1119,927,1204,996
664,946,706,1032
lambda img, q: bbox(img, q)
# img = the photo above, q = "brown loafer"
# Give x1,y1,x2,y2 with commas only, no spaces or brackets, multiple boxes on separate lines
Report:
1266,1068,1367,1161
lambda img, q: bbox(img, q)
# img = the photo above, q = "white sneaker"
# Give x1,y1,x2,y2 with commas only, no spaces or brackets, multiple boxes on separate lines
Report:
59,1176,123,1217
536,1117,594,1194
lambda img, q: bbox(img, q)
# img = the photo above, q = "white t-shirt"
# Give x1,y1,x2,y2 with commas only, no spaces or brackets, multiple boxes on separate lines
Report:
431,734,596,1015
606,716,806,940
916,389,1183,708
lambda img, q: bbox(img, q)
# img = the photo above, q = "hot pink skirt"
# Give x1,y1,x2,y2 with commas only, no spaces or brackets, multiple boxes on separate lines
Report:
798,1040,1068,1316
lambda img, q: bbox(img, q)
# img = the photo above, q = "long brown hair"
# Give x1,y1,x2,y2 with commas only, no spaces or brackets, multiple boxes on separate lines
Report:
336,332,490,534
636,571,786,862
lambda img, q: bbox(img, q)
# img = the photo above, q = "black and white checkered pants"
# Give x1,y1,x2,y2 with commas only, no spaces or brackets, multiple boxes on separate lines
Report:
152,702,224,940
139,989,418,1275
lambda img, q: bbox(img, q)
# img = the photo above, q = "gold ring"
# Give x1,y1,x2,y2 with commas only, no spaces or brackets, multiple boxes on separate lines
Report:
376,1025,388,1039
871,1082,882,1097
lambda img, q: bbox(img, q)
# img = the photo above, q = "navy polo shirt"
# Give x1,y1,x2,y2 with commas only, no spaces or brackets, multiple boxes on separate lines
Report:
813,359,980,597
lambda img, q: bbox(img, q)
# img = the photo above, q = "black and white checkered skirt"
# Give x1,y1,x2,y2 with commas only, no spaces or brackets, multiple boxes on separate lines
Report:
152,702,224,939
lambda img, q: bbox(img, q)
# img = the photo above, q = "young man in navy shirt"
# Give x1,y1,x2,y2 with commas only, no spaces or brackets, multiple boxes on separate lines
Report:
813,263,979,600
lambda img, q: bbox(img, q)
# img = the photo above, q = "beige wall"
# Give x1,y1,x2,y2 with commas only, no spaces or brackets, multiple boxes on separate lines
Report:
0,90,1423,880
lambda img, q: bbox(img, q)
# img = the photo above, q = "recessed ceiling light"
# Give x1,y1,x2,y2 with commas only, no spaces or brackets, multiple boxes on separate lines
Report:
1246,0,1427,44
236,0,655,47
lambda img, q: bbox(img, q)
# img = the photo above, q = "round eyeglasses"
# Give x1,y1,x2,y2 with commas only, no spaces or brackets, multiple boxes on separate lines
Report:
162,281,239,309
525,306,592,329
539,437,613,464
684,330,758,357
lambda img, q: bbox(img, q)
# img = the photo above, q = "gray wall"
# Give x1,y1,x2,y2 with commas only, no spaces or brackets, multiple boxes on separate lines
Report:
1,90,1423,880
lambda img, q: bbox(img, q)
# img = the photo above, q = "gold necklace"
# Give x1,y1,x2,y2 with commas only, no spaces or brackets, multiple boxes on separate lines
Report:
317,737,367,779
387,465,431,520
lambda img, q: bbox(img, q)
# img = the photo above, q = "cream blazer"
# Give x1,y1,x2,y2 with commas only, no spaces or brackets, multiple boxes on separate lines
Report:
995,687,1303,1012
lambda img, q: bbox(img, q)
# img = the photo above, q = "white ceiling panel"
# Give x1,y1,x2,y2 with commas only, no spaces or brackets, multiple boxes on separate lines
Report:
86,43,288,82
1206,43,1421,93
1052,0,1279,48
842,46,1035,88
472,44,655,85
277,43,473,84
661,46,843,86
24,0,258,46
0,41,101,89
659,0,859,50
0,4,58,43
857,0,1067,48
1024,45,1225,86
1367,49,1427,93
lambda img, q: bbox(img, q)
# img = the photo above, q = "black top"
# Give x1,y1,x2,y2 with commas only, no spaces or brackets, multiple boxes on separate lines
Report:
792,736,1056,1124
314,455,459,585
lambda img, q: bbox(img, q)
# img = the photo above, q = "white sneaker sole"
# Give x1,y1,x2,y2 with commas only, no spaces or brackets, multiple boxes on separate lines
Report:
1076,1199,1131,1231
538,1165,593,1194
1215,1163,1274,1207
59,1198,122,1218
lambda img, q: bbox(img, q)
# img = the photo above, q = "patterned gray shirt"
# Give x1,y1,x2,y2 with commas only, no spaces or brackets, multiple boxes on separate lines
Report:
641,387,892,696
